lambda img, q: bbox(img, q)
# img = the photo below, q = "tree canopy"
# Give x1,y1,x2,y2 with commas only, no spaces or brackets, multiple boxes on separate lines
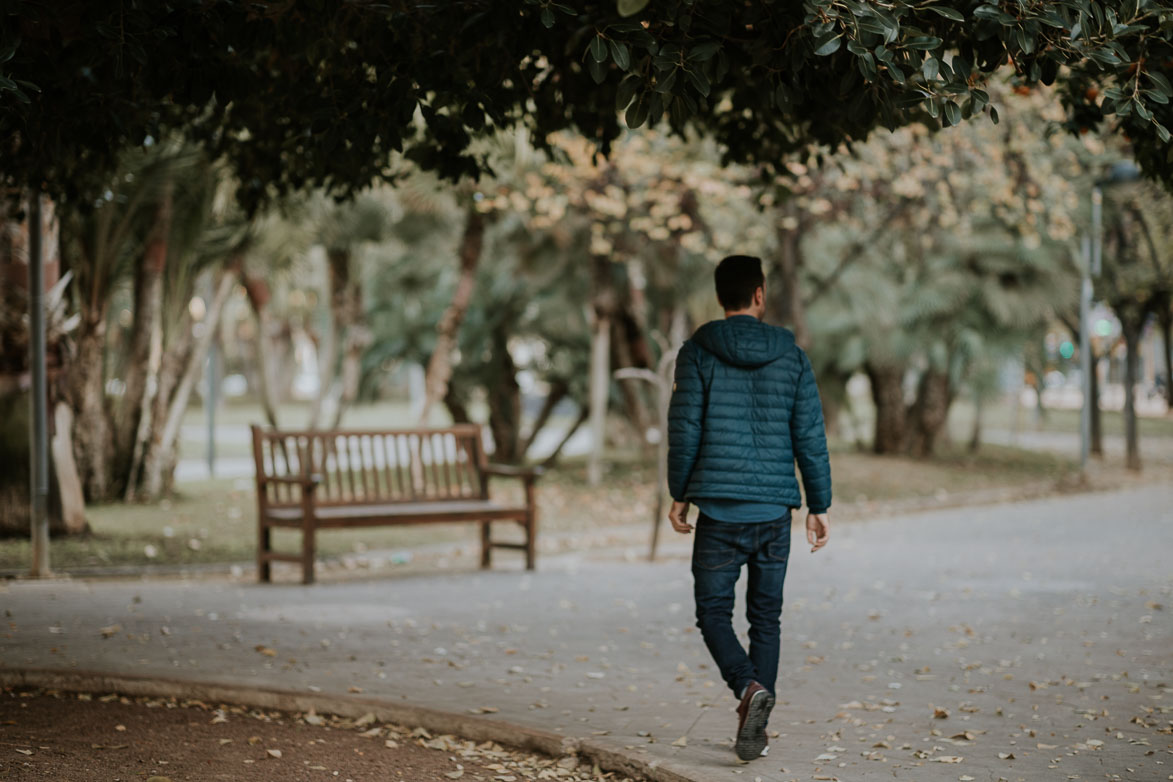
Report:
3,0,1171,210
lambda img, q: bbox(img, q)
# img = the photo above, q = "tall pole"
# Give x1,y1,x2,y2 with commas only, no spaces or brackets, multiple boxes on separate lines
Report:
28,192,50,577
1079,234,1092,476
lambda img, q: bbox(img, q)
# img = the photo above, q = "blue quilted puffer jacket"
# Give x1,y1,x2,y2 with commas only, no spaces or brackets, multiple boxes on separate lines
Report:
667,315,832,513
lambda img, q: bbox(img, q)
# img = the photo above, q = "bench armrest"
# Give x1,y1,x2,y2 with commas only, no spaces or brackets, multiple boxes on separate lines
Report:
484,463,545,481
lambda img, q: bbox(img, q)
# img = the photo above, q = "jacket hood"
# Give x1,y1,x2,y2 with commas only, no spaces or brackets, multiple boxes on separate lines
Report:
690,316,796,368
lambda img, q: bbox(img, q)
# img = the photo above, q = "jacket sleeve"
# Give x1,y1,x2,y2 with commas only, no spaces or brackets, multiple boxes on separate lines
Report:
790,347,832,513
667,341,704,502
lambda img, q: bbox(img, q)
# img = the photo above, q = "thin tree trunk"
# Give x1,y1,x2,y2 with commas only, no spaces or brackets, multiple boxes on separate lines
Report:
771,205,810,348
51,401,87,533
542,407,589,468
442,385,471,425
141,271,235,499
867,363,906,455
588,254,616,485
1159,305,1173,411
612,316,651,436
243,275,282,429
419,205,485,424
520,379,569,458
487,323,522,463
117,183,172,477
968,394,983,453
310,247,351,430
1122,323,1142,472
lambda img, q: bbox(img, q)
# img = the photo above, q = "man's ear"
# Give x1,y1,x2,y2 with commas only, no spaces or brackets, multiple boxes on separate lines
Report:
755,286,765,307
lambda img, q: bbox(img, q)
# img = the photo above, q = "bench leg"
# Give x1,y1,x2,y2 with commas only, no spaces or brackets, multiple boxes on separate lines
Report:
302,523,316,585
525,513,536,571
480,521,492,569
258,523,272,583
525,481,537,571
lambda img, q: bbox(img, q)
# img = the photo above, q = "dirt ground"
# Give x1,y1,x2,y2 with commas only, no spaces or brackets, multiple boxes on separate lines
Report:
0,688,627,782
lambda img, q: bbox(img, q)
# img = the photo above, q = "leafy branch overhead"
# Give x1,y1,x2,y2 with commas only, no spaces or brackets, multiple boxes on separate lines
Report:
2,1,1171,209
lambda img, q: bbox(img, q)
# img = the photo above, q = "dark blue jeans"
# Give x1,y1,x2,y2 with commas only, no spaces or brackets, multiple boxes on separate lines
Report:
692,512,792,697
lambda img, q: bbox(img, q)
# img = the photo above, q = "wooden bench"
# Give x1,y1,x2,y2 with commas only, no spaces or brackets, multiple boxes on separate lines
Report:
250,424,541,584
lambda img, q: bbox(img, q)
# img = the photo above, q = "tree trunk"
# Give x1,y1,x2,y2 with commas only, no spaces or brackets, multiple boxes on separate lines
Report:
486,324,521,463
770,205,810,348
419,205,485,424
442,385,471,425
905,367,952,458
611,316,651,436
1090,348,1103,457
117,184,171,469
587,254,617,485
120,185,173,498
867,363,906,455
243,275,282,429
51,401,87,533
140,271,234,499
310,247,351,430
1122,323,1142,472
1159,305,1173,411
542,406,589,468
968,394,983,453
520,379,569,458
71,309,114,500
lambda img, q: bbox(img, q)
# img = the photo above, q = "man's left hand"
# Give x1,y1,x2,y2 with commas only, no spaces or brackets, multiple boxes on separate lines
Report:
668,501,693,534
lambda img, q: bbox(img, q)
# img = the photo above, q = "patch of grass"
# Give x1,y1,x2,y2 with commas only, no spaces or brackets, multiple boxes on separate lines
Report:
0,443,1078,572
828,443,1075,504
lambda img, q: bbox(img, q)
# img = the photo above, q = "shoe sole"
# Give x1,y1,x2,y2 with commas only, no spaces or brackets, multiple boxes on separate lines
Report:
734,690,775,761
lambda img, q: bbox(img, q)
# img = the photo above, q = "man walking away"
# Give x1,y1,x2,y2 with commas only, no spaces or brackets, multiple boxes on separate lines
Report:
666,255,831,762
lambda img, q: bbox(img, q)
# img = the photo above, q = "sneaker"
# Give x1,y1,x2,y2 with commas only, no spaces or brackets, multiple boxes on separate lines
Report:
734,681,774,761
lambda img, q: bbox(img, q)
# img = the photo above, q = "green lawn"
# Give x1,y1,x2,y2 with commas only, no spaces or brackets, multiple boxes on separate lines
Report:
0,442,1079,572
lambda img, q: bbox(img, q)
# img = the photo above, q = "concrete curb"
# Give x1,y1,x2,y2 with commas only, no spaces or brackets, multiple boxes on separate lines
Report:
0,667,700,782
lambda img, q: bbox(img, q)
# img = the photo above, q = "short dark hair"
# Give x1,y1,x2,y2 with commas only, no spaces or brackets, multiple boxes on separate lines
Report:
714,255,765,311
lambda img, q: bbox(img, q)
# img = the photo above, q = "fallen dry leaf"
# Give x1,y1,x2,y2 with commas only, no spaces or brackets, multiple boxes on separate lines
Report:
254,645,277,657
266,748,282,759
932,755,964,763
671,736,688,747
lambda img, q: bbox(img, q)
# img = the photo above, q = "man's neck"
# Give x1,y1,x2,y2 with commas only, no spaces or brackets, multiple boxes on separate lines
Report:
724,309,761,320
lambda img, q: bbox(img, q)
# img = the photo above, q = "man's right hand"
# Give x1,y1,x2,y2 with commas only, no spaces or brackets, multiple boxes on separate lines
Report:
806,512,829,552
668,501,694,534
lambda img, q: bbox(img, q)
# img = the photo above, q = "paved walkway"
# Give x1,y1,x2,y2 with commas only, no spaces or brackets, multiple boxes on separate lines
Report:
2,486,1171,781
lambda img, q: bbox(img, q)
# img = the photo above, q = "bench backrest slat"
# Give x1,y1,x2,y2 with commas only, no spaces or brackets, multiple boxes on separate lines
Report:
252,426,487,508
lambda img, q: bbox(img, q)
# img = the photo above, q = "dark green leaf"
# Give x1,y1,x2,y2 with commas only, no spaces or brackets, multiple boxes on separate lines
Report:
922,57,939,81
688,41,722,62
617,0,650,17
813,34,843,57
943,99,961,126
540,7,555,28
686,68,710,97
609,39,631,70
590,35,608,63
615,73,640,111
926,6,965,22
625,90,650,127
588,55,606,84
906,36,942,50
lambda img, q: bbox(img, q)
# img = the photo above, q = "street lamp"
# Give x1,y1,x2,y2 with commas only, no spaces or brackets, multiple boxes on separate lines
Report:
1081,161,1141,474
